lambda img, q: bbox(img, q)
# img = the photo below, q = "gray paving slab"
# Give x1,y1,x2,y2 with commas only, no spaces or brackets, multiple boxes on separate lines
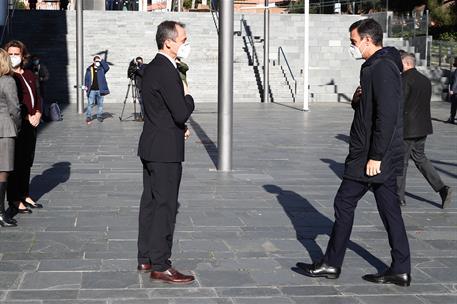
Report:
0,102,455,303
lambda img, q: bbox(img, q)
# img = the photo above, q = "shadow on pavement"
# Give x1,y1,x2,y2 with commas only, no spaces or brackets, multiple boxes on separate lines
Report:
263,184,387,273
188,117,218,168
30,161,71,202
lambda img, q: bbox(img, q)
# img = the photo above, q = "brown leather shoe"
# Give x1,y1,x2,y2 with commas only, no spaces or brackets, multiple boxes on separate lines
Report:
150,267,195,284
137,263,152,272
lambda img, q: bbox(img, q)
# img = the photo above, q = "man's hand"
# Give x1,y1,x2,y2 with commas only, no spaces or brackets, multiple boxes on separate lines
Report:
183,81,190,96
450,90,454,95
351,86,362,109
184,128,191,140
366,159,381,176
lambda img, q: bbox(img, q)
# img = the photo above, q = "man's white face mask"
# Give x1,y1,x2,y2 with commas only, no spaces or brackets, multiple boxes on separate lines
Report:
177,42,191,59
349,42,368,60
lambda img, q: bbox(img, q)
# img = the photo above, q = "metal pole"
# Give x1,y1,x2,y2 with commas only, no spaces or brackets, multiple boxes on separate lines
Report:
76,0,84,114
425,9,429,67
217,0,233,172
303,0,309,111
263,0,270,103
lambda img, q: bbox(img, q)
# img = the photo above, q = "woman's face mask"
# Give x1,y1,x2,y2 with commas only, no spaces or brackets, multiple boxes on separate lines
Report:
10,55,22,68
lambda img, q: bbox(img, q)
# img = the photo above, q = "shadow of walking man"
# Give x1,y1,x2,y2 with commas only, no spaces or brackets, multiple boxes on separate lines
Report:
263,184,387,273
30,162,71,202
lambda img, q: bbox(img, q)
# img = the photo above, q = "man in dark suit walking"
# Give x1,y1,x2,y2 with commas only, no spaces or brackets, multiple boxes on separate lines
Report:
397,52,452,208
297,19,411,287
137,20,195,284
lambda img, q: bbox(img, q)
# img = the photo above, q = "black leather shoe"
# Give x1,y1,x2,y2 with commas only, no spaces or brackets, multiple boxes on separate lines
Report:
399,200,406,207
362,270,411,287
439,186,453,209
0,215,17,227
18,207,32,214
296,261,341,279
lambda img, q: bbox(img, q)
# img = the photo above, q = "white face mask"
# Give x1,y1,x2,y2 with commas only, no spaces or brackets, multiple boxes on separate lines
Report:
177,42,191,59
94,61,100,67
10,55,21,68
349,43,367,60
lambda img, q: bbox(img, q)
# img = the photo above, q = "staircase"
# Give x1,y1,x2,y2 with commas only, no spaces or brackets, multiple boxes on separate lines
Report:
9,11,443,104
10,11,259,104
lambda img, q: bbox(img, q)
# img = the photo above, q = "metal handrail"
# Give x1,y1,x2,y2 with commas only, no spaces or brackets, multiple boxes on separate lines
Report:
209,1,219,34
1,0,18,46
241,17,260,66
277,46,297,101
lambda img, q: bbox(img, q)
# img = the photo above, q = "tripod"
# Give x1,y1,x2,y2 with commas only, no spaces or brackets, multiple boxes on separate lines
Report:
119,78,142,121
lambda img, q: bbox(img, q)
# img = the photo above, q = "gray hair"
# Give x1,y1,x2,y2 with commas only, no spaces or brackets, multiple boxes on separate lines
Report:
401,52,416,67
156,21,185,50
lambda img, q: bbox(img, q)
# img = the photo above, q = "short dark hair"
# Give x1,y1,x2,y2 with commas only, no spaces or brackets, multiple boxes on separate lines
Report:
93,55,100,61
156,20,185,50
349,19,383,46
136,56,143,62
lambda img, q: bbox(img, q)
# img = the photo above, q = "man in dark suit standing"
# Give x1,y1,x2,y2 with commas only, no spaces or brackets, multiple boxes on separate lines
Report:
297,19,411,287
137,21,195,284
397,52,452,208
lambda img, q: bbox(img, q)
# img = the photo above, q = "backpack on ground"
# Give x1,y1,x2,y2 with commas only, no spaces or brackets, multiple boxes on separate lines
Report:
48,102,63,121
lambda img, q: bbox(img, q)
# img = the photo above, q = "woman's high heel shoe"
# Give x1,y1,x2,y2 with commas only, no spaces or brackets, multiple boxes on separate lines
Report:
24,201,43,209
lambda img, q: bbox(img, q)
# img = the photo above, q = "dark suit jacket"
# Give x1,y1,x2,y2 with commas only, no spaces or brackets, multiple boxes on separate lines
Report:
402,68,433,139
138,53,195,162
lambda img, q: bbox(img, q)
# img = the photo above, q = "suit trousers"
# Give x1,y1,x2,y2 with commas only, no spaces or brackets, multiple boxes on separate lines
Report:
323,174,411,274
396,136,445,201
137,160,182,272
7,121,36,203
450,94,457,120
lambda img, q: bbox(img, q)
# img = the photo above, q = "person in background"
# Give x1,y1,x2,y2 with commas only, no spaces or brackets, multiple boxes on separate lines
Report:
4,40,43,217
60,0,69,10
28,0,37,10
84,55,110,124
134,56,145,120
30,54,49,103
0,49,21,227
447,57,457,124
397,52,452,208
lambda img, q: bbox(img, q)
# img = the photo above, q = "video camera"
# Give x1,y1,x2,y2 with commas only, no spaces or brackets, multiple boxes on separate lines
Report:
127,59,139,80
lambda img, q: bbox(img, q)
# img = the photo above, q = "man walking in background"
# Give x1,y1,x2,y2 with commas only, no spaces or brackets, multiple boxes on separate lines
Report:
447,57,457,124
397,52,452,208
137,21,195,284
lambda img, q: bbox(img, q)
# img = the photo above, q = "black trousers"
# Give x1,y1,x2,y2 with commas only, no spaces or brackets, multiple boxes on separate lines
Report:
323,174,411,274
137,160,182,272
7,121,37,203
397,136,445,201
450,94,457,120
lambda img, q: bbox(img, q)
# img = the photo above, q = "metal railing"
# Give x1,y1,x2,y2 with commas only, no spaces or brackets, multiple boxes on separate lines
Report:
430,40,457,68
277,46,297,103
241,16,264,101
209,1,218,34
241,17,260,67
390,12,429,39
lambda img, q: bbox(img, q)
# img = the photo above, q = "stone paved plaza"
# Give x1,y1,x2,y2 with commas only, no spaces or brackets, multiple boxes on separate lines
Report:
0,101,456,304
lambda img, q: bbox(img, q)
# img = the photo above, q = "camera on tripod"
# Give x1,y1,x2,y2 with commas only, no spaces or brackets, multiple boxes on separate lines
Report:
127,59,140,80
120,58,144,122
